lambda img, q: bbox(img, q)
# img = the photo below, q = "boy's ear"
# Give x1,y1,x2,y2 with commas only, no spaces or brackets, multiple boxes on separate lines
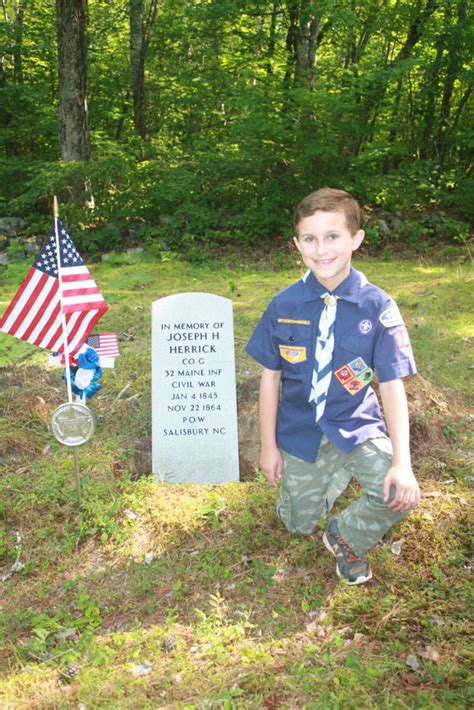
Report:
293,235,302,253
352,229,365,252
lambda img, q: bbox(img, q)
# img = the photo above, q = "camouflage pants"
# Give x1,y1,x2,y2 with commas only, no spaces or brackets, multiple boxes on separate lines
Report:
277,435,407,555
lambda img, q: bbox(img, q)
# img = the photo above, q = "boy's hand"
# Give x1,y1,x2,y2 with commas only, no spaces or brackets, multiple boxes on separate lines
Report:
260,446,283,487
382,465,420,513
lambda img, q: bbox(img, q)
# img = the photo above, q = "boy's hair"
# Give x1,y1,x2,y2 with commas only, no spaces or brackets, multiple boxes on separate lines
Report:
293,187,361,236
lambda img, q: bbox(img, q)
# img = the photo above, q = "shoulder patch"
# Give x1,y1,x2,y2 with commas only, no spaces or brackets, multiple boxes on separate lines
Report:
390,325,411,350
379,305,404,328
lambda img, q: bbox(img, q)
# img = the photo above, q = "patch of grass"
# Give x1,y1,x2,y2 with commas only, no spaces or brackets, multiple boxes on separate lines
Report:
0,253,472,707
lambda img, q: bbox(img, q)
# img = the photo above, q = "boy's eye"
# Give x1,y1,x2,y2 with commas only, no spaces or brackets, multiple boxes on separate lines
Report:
328,233,339,241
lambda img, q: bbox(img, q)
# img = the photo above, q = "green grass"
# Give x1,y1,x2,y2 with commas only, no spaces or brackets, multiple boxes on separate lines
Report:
0,251,472,707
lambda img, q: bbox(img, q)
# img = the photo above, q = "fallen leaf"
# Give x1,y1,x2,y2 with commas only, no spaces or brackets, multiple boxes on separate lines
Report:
391,538,405,556
431,614,445,626
124,509,138,520
420,644,440,662
112,460,123,479
144,552,154,565
406,654,420,671
129,663,152,677
305,621,326,638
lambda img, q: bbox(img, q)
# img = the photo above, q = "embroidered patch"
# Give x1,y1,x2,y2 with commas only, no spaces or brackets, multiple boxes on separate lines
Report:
343,378,364,395
379,305,404,328
279,345,307,364
334,359,373,395
348,357,368,374
277,318,311,325
334,365,355,384
357,367,374,385
391,326,410,350
358,319,373,335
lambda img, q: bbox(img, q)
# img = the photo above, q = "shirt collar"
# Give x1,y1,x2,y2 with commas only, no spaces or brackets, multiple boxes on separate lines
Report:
302,267,366,304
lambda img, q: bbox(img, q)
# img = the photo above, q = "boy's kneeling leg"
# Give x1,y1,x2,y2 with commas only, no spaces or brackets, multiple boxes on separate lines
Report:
336,437,408,556
277,450,333,535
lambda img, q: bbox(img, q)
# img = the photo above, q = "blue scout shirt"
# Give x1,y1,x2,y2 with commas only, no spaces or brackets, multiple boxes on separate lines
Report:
245,267,416,463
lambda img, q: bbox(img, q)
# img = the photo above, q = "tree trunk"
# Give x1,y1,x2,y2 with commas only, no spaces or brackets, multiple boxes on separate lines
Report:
129,0,158,141
13,1,25,84
56,0,90,161
436,0,468,165
129,0,147,139
295,2,320,90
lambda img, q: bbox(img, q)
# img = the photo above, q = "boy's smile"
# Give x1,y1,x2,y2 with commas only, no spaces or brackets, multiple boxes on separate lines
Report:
294,210,365,292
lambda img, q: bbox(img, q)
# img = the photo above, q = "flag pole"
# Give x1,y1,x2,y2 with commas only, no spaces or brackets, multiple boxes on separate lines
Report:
53,196,73,404
53,197,82,503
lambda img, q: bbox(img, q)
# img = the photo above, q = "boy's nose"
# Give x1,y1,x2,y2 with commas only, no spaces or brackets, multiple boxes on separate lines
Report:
313,240,328,257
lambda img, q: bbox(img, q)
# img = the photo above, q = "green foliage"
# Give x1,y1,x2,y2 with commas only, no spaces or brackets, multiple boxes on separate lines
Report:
0,0,472,254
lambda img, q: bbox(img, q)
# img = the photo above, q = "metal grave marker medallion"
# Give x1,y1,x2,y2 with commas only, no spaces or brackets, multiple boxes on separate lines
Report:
51,402,95,447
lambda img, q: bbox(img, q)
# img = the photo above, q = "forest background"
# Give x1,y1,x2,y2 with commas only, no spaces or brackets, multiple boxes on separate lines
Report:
0,0,472,258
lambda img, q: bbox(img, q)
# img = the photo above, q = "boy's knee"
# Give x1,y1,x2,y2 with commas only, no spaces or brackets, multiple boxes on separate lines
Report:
276,486,323,535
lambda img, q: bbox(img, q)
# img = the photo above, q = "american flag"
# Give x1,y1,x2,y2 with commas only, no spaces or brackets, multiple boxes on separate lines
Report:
0,220,108,356
86,332,119,359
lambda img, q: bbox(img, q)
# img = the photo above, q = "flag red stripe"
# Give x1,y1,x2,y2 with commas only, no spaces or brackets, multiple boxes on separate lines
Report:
42,323,63,351
63,300,108,314
0,267,37,328
3,272,56,337
62,272,92,282
33,303,61,348
62,287,102,298
56,309,105,355
18,276,59,340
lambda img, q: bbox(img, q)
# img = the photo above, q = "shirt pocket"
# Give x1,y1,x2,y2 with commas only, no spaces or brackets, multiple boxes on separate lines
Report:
334,335,375,390
338,334,373,363
274,323,312,379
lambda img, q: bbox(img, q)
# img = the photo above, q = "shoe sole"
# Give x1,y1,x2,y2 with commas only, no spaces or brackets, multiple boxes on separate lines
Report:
322,532,373,585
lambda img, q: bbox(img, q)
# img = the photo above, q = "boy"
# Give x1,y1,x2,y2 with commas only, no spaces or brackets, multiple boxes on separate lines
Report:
245,188,420,585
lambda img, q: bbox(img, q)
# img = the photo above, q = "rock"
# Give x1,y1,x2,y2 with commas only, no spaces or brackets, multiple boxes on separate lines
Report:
378,219,390,234
390,216,403,229
126,247,144,257
0,217,27,236
406,654,420,671
129,663,152,677
23,236,40,256
0,252,9,266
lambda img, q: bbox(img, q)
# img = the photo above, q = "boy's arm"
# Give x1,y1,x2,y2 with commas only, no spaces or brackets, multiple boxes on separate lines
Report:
259,367,282,487
379,378,420,513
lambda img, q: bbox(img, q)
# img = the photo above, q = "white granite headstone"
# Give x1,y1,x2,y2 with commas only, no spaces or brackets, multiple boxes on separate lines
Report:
152,293,240,483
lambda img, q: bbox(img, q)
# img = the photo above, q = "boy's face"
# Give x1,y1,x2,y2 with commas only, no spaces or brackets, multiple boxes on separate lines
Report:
294,210,364,292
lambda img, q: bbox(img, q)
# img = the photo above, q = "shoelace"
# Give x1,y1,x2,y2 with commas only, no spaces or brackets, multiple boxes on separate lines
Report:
334,532,361,563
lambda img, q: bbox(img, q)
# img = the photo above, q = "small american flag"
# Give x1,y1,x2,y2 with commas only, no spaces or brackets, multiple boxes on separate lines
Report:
86,332,119,358
0,219,107,356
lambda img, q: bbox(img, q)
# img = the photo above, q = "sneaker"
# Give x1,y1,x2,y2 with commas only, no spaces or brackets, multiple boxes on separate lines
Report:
323,519,372,585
